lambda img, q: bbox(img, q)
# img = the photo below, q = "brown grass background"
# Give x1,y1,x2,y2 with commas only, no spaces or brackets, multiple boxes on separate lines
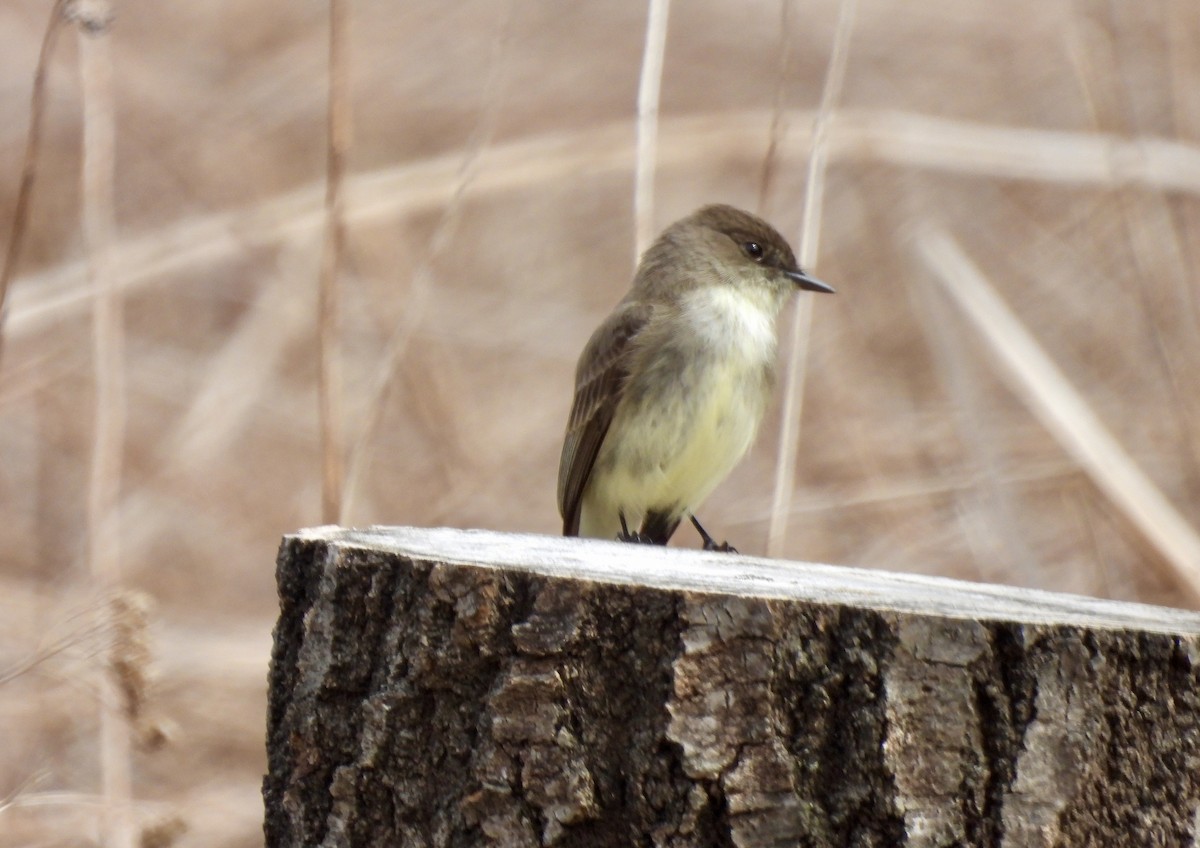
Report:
2,0,1199,843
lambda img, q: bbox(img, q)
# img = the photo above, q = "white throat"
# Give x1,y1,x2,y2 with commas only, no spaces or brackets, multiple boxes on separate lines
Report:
679,284,780,361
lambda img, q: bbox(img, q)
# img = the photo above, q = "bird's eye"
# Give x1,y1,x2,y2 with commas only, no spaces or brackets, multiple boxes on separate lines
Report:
742,241,765,262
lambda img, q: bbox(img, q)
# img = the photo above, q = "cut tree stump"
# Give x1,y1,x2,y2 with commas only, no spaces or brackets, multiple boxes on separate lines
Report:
264,526,1200,847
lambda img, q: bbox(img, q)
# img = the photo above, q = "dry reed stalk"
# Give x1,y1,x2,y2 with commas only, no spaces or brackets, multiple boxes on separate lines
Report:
317,0,352,524
2,791,126,816
766,0,858,557
10,109,1200,341
906,253,1042,587
918,227,1200,605
0,772,47,817
1163,3,1200,349
724,460,1080,528
1065,482,1131,601
0,343,77,405
1066,7,1200,479
0,611,101,686
756,0,794,214
634,0,671,261
75,0,136,843
340,1,513,520
163,250,312,471
4,795,182,848
0,0,69,333
1165,0,1200,139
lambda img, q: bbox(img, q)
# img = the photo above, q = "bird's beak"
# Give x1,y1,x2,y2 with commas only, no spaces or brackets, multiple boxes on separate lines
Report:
785,269,835,294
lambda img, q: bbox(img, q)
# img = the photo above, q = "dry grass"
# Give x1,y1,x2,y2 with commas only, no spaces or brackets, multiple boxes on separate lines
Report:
767,0,858,556
634,0,671,261
315,0,352,525
1,0,1199,844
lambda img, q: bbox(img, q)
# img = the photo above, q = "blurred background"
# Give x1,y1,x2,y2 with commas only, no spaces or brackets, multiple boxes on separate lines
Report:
2,0,1199,843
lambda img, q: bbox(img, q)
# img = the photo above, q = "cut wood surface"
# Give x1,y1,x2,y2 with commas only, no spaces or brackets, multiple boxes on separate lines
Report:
265,526,1200,847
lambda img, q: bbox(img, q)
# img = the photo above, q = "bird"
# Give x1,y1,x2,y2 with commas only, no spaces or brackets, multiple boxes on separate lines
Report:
557,203,834,550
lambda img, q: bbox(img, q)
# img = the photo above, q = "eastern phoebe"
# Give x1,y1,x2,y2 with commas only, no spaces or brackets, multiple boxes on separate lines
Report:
558,204,834,549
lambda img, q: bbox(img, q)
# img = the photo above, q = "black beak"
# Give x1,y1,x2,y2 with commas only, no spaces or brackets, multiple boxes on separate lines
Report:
785,269,835,294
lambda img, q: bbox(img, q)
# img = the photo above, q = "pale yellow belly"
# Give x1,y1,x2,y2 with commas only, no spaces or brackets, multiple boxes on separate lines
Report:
576,284,781,540
579,355,767,538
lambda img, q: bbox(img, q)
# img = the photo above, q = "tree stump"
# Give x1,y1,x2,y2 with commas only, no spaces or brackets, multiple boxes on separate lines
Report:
264,526,1200,847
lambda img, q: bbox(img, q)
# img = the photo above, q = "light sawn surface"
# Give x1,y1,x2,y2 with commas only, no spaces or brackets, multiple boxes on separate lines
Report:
296,524,1200,634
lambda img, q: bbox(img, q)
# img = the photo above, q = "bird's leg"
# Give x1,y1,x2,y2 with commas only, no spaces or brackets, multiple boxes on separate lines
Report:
689,514,737,553
617,510,656,544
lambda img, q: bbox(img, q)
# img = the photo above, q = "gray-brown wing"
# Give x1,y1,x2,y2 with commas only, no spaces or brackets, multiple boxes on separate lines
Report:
557,302,651,536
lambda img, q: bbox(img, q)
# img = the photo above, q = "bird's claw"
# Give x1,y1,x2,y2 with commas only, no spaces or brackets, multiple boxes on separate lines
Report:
617,511,658,545
616,531,658,545
689,514,737,553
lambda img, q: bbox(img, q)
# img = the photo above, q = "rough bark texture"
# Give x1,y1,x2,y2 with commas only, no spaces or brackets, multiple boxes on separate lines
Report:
264,526,1200,847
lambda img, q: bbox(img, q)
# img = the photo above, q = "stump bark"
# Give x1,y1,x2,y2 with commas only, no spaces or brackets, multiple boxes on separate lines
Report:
264,526,1200,847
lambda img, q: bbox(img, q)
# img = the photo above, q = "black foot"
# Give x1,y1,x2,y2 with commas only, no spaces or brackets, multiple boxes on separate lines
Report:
617,510,659,545
690,514,737,554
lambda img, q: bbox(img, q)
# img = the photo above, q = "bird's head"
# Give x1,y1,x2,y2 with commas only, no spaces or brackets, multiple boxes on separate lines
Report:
688,204,835,300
